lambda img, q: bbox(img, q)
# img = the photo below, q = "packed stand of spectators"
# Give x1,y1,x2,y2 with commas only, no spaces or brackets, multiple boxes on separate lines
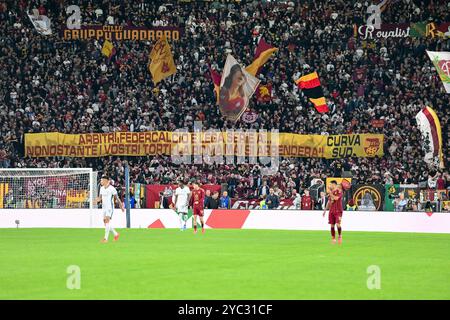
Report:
0,0,449,201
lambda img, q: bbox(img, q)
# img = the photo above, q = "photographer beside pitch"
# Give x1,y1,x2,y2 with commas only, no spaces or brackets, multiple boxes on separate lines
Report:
322,180,344,245
94,175,125,243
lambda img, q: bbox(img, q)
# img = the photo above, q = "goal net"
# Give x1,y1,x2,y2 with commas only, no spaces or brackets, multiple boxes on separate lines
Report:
0,168,97,209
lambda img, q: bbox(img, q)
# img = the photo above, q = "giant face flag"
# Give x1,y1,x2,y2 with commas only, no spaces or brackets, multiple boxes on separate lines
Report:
219,55,260,122
415,106,444,168
148,37,177,84
427,51,450,93
295,72,329,113
209,38,276,106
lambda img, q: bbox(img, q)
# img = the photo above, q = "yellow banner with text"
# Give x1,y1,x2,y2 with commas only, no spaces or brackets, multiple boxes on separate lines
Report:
25,132,384,159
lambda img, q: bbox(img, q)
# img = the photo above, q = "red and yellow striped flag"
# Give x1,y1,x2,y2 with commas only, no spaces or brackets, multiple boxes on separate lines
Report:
295,71,329,113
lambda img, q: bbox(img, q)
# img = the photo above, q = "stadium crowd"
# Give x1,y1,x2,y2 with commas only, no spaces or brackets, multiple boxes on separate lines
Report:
0,0,449,200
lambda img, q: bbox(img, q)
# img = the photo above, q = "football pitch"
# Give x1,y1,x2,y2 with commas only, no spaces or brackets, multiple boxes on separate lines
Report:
0,228,449,300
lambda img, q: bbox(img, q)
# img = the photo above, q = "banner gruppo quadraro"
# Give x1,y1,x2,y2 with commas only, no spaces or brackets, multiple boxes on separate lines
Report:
25,131,384,159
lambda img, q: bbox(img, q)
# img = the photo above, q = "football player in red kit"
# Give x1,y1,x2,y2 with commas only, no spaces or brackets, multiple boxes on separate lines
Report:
190,181,206,234
323,180,343,244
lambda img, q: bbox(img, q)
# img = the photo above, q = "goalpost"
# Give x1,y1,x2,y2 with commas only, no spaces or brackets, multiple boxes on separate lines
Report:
0,168,97,226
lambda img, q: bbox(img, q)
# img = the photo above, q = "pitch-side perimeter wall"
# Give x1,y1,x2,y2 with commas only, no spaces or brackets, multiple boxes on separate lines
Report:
0,209,449,233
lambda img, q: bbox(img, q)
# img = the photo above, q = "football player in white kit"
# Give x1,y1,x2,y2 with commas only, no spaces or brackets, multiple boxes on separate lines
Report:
173,179,191,231
95,175,124,243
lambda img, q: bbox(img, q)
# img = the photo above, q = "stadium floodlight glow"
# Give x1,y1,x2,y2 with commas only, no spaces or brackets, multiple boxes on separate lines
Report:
0,168,97,227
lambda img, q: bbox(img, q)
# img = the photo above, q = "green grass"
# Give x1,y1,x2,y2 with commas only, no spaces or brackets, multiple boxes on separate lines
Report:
0,228,449,299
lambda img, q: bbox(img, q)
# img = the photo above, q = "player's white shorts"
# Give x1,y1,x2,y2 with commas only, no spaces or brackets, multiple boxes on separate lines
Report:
103,208,114,219
176,205,188,214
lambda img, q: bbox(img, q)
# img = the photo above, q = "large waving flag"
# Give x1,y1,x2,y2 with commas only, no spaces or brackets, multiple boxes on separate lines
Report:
208,38,276,104
101,40,116,59
209,65,222,104
148,37,177,85
245,38,278,77
426,51,450,93
295,72,329,113
219,54,260,122
415,106,444,168
27,11,52,35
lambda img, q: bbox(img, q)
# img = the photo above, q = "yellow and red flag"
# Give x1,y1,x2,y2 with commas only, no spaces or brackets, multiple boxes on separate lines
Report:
208,64,222,104
148,37,177,85
101,40,116,59
245,38,278,77
295,71,329,113
256,83,272,103
415,106,445,168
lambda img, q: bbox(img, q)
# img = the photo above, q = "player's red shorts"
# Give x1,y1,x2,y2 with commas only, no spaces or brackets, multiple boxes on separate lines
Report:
193,207,204,217
328,211,342,225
